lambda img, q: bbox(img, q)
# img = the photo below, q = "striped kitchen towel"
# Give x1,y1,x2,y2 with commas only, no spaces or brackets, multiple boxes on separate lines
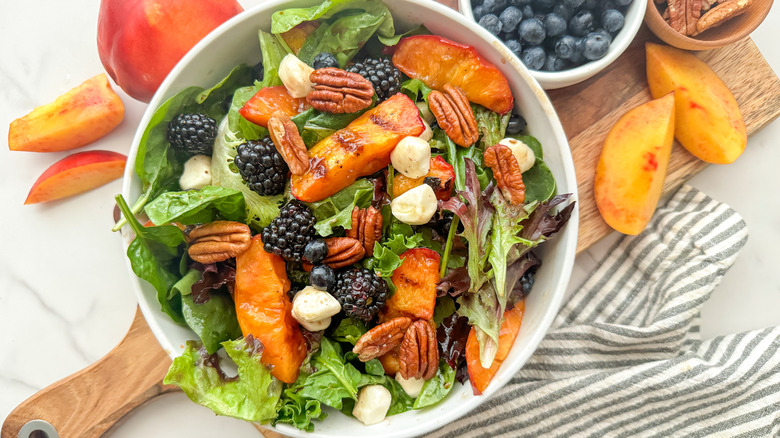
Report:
428,185,779,437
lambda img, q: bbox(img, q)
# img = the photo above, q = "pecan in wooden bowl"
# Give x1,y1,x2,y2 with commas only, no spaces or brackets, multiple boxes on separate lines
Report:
645,0,773,50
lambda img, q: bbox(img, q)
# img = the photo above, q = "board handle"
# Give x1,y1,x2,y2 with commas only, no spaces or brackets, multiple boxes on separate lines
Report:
1,308,177,438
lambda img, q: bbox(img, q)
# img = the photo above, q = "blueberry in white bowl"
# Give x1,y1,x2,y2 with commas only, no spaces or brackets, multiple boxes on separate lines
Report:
460,0,645,89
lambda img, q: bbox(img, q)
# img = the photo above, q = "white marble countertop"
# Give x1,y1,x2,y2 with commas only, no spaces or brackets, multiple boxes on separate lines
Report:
1,1,778,436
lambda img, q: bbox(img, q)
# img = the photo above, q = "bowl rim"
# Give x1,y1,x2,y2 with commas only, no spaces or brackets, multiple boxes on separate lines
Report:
120,0,579,436
457,0,647,89
643,0,774,50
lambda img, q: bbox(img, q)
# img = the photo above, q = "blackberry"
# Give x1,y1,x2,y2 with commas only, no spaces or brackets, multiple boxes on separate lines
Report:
346,57,402,102
312,52,339,69
261,200,316,262
234,138,288,196
167,113,217,155
332,267,387,322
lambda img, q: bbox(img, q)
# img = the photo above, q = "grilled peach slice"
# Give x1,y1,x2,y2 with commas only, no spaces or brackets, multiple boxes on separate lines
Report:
234,235,306,384
239,85,310,128
392,35,513,114
291,93,424,202
466,301,525,395
393,155,455,200
385,248,440,321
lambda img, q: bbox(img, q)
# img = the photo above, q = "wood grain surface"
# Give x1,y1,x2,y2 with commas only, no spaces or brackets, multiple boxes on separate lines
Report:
3,2,779,437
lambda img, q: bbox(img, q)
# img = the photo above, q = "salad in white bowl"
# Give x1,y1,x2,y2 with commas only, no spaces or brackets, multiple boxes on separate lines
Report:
116,0,578,435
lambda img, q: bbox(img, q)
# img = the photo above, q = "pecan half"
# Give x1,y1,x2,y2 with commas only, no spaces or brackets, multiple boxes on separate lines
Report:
353,317,412,362
484,144,526,204
667,0,703,35
399,319,439,380
268,112,309,175
322,237,365,269
188,221,251,264
696,0,751,35
346,206,383,257
429,84,479,147
307,68,374,114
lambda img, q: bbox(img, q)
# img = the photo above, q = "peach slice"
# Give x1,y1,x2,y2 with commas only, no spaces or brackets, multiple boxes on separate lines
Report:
392,35,513,114
466,301,525,395
393,155,455,200
25,150,127,204
646,42,746,164
291,93,424,202
385,248,441,321
9,74,125,153
239,85,310,128
280,21,320,55
594,92,676,235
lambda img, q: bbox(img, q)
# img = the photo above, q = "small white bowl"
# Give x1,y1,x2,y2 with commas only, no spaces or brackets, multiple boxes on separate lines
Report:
459,0,645,89
121,0,579,436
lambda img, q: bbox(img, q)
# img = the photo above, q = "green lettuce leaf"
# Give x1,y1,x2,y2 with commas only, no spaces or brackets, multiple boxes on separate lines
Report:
275,379,328,431
163,337,282,423
413,360,457,409
331,318,368,345
144,185,246,226
181,292,242,355
473,104,510,150
211,122,284,230
306,179,374,236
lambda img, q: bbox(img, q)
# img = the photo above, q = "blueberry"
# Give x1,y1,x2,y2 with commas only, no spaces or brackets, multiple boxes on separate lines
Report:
499,6,524,33
521,5,534,18
251,62,264,83
473,5,486,21
479,14,503,35
614,0,633,6
505,39,523,57
533,0,557,11
601,9,625,32
543,13,567,37
554,34,578,59
521,46,546,70
600,0,618,13
582,31,610,60
534,13,547,21
473,0,484,5
312,52,339,70
570,38,586,64
553,3,573,21
569,10,595,37
542,53,568,71
562,0,585,9
509,0,531,5
582,0,600,10
518,18,546,45
482,0,507,13
592,27,613,43
506,113,527,134
304,239,328,264
310,265,335,291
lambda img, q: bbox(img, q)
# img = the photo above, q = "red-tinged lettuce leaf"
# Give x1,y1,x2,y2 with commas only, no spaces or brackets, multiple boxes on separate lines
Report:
436,266,470,298
507,251,541,308
440,159,494,292
519,194,575,242
191,261,236,304
437,314,470,374
163,335,282,423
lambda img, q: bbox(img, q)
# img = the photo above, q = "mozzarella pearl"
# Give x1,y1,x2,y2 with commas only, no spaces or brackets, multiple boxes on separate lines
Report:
498,137,536,173
179,154,212,190
419,118,433,142
353,385,392,425
279,54,315,98
291,286,341,331
391,136,431,179
416,101,435,125
395,374,426,398
391,184,437,226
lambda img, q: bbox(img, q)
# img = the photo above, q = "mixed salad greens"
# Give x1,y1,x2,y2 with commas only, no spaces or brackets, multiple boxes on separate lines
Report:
116,0,574,431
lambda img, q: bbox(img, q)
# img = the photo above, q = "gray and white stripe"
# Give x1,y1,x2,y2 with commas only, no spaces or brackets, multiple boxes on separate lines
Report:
426,185,773,437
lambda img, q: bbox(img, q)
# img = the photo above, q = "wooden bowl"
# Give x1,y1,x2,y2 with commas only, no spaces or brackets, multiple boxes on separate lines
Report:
645,0,773,50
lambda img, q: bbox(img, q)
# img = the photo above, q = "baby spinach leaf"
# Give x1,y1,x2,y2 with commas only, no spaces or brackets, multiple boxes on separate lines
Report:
144,185,246,226
514,134,543,159
441,129,491,192
170,268,202,300
413,360,457,410
365,359,385,376
384,377,415,415
294,1,394,67
377,24,429,47
163,336,282,423
116,194,186,325
522,158,556,204
181,292,242,354
300,337,362,409
307,179,374,236
292,105,372,148
331,318,368,345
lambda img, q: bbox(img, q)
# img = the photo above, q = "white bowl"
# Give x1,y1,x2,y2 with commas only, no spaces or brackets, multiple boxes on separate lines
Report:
121,0,579,436
459,0,645,89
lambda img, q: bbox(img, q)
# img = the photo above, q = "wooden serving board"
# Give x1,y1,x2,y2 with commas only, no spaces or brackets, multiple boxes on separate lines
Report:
4,5,780,438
